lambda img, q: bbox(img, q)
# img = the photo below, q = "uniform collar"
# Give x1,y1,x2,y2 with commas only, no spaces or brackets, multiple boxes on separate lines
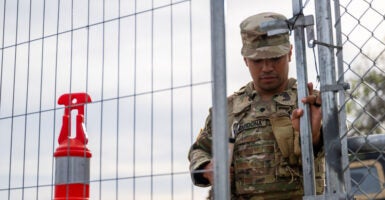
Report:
245,78,297,101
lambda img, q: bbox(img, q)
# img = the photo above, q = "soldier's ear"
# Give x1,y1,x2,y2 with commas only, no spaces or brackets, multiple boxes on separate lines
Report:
289,45,293,62
243,57,249,67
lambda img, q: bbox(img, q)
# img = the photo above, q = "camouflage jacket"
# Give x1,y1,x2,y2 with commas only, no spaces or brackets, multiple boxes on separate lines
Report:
188,78,325,199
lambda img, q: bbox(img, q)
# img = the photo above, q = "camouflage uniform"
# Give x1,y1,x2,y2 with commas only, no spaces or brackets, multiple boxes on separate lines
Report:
188,78,325,199
188,12,325,199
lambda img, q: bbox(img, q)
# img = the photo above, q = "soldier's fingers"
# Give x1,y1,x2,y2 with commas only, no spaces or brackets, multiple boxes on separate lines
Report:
301,82,317,104
307,82,314,95
313,95,322,107
291,109,303,132
301,94,316,104
301,94,322,108
291,108,303,120
203,161,214,184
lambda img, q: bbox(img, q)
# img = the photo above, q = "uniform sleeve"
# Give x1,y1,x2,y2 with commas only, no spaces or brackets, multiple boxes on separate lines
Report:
188,111,213,187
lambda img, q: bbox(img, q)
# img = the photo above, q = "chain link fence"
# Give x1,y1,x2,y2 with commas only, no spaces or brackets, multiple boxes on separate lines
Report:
340,0,385,137
338,0,385,199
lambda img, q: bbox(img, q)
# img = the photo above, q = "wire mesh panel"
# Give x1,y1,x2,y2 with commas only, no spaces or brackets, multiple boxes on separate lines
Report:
336,0,385,199
339,0,385,136
0,0,211,199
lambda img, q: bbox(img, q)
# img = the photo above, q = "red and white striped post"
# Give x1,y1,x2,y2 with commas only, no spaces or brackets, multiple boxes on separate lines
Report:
54,93,92,200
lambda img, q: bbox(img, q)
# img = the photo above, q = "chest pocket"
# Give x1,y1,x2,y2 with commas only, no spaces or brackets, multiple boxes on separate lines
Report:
271,93,298,165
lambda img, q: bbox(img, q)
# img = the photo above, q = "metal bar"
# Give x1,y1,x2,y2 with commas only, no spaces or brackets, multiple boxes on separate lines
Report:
333,0,352,195
292,0,316,196
314,0,346,196
210,0,230,199
348,134,385,153
303,194,347,200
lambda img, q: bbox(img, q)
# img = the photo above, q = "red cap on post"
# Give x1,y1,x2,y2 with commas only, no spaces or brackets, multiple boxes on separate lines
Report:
54,93,92,158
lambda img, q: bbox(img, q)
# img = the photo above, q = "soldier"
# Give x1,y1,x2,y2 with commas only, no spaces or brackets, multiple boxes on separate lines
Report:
188,12,325,199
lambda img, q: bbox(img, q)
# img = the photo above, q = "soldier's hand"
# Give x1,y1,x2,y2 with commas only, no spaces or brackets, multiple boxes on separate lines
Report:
202,161,234,185
291,82,322,146
202,160,214,185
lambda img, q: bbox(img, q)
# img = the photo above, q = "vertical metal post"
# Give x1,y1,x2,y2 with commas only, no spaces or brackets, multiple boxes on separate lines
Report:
333,0,352,196
314,0,346,197
210,0,230,199
292,0,317,196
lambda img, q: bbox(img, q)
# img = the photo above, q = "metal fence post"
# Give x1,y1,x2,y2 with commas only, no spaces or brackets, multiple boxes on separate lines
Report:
210,0,230,199
333,0,352,195
314,0,346,197
292,0,317,196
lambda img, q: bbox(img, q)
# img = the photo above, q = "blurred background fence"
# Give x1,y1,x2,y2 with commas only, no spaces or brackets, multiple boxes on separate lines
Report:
0,0,384,199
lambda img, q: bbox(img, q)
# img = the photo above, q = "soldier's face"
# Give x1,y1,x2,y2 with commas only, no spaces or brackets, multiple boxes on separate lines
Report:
244,46,292,95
